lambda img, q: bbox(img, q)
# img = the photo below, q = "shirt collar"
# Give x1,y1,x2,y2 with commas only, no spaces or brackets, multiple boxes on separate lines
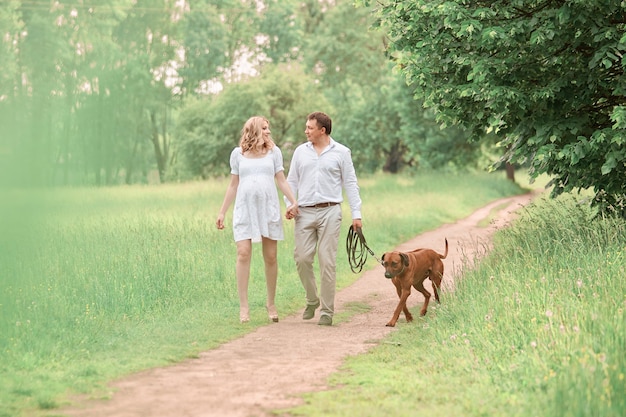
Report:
305,137,335,152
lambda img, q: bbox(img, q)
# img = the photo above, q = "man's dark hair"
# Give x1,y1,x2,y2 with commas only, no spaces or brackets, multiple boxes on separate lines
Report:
307,112,332,135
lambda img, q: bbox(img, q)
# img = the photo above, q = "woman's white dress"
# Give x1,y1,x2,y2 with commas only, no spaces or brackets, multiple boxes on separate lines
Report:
230,146,285,243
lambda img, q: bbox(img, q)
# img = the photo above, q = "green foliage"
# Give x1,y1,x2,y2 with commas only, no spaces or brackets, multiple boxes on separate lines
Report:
340,70,479,173
179,0,266,94
376,0,626,216
289,196,626,417
302,1,387,101
179,0,303,94
1,0,180,186
259,0,303,63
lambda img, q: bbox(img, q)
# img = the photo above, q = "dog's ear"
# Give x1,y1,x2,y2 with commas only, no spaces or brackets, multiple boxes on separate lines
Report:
381,253,387,262
400,252,409,267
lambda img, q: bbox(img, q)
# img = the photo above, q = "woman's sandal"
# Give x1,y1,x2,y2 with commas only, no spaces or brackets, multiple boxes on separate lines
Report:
266,305,279,323
240,308,250,324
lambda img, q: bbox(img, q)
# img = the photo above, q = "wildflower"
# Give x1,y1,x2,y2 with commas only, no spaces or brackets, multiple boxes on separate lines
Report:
545,310,553,318
450,334,457,341
530,341,537,348
573,325,580,332
577,280,583,288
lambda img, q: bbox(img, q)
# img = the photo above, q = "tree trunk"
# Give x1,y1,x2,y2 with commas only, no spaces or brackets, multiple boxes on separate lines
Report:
505,162,515,182
149,110,167,183
383,141,402,173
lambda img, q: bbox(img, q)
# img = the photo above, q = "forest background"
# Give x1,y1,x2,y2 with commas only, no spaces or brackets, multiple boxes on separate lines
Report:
1,0,492,191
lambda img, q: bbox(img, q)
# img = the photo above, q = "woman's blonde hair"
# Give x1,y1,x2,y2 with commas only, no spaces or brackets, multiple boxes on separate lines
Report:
239,116,275,153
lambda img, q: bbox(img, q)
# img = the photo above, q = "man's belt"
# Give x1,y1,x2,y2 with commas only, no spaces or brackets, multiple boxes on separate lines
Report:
301,202,340,208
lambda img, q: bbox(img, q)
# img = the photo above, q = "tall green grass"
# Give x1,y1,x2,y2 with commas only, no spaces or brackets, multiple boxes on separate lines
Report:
0,171,524,416
289,195,625,417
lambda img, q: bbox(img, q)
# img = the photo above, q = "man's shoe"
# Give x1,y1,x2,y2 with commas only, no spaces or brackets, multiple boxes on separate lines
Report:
318,315,332,326
302,301,320,320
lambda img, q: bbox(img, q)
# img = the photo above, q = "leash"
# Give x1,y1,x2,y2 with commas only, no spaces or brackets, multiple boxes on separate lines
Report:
346,225,383,273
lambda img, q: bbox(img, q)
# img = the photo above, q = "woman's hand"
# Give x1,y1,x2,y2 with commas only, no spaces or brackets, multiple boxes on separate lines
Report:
216,213,225,229
285,203,299,220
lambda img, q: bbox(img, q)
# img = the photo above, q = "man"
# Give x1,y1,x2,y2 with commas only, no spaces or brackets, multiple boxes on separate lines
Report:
285,112,363,326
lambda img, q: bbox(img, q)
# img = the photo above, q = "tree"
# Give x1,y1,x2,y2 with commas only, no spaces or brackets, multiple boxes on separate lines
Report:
258,0,303,64
340,70,478,173
179,0,257,95
111,0,182,184
301,0,389,110
0,1,26,186
179,0,302,97
375,0,626,216
1,0,181,186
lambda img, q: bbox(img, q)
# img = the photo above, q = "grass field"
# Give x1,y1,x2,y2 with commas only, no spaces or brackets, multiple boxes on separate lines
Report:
287,195,626,417
0,170,524,417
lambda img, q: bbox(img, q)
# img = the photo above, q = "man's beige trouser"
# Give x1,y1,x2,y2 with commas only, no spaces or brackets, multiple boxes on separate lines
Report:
293,205,342,318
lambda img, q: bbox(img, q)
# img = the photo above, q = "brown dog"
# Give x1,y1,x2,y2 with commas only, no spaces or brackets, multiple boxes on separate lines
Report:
381,238,448,327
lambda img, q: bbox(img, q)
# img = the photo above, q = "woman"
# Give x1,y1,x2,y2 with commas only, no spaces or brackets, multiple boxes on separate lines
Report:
216,116,298,323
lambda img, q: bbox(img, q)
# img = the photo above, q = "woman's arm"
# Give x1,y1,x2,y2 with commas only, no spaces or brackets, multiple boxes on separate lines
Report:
216,174,239,229
275,171,299,217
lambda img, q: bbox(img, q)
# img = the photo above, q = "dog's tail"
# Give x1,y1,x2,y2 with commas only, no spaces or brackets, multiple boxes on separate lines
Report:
439,238,448,259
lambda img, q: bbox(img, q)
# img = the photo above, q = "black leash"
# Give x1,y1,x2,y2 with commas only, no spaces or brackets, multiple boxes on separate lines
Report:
346,225,383,273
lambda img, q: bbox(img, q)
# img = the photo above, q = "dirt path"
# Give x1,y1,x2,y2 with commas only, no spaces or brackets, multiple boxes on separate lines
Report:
61,192,537,417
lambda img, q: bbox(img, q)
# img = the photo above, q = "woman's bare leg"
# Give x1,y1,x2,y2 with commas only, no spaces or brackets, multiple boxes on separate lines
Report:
236,239,252,322
262,237,278,321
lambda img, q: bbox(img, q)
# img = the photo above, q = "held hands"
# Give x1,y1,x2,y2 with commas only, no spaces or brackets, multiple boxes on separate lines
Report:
285,202,299,220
